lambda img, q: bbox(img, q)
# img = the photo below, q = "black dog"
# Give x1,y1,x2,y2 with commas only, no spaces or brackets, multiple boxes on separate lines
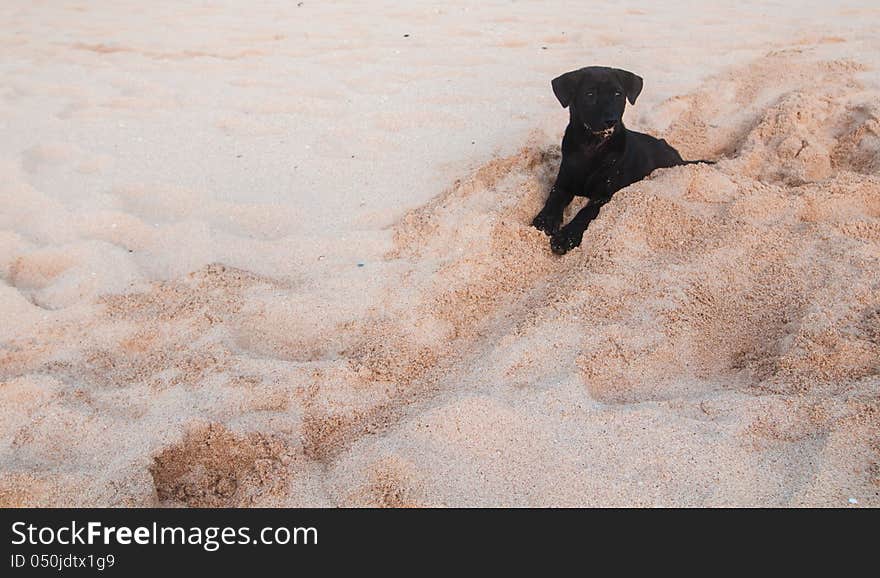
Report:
533,66,706,254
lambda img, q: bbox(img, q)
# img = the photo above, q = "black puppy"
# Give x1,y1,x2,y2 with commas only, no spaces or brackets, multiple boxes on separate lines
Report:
533,66,703,255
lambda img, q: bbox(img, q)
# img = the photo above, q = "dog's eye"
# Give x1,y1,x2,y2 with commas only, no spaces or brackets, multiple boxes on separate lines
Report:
615,91,623,97
585,92,594,97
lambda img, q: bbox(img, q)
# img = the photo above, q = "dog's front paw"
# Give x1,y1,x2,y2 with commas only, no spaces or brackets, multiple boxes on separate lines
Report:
532,210,562,235
550,227,584,255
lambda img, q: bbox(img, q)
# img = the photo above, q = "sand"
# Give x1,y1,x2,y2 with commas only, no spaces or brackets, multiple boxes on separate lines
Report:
1,1,878,507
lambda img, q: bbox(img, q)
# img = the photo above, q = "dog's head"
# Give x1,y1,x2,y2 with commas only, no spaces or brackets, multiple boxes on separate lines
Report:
551,66,643,139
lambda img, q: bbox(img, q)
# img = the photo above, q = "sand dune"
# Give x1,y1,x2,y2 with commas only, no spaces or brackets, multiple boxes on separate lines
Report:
1,1,878,507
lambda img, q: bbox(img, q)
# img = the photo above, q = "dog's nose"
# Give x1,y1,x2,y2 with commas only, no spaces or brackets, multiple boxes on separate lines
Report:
603,119,617,129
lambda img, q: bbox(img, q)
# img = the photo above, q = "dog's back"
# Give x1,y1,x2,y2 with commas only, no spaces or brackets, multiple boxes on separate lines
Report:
624,130,685,173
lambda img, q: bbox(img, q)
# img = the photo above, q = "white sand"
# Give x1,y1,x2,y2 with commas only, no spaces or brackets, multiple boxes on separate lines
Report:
1,1,878,507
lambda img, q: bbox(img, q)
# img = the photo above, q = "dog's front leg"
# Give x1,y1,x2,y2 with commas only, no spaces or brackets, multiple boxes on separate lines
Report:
532,184,574,235
550,197,608,255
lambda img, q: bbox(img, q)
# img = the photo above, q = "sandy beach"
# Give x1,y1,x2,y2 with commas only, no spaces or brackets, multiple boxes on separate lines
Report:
1,0,878,507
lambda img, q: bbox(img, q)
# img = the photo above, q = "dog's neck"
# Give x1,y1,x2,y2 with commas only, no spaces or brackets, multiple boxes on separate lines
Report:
571,121,625,156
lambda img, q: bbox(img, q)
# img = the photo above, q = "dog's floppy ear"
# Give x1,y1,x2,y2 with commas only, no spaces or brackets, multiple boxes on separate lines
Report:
551,69,583,108
613,68,643,105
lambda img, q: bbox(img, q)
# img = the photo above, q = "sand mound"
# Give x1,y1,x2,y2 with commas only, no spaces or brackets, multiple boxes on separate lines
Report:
150,423,291,507
325,51,880,505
